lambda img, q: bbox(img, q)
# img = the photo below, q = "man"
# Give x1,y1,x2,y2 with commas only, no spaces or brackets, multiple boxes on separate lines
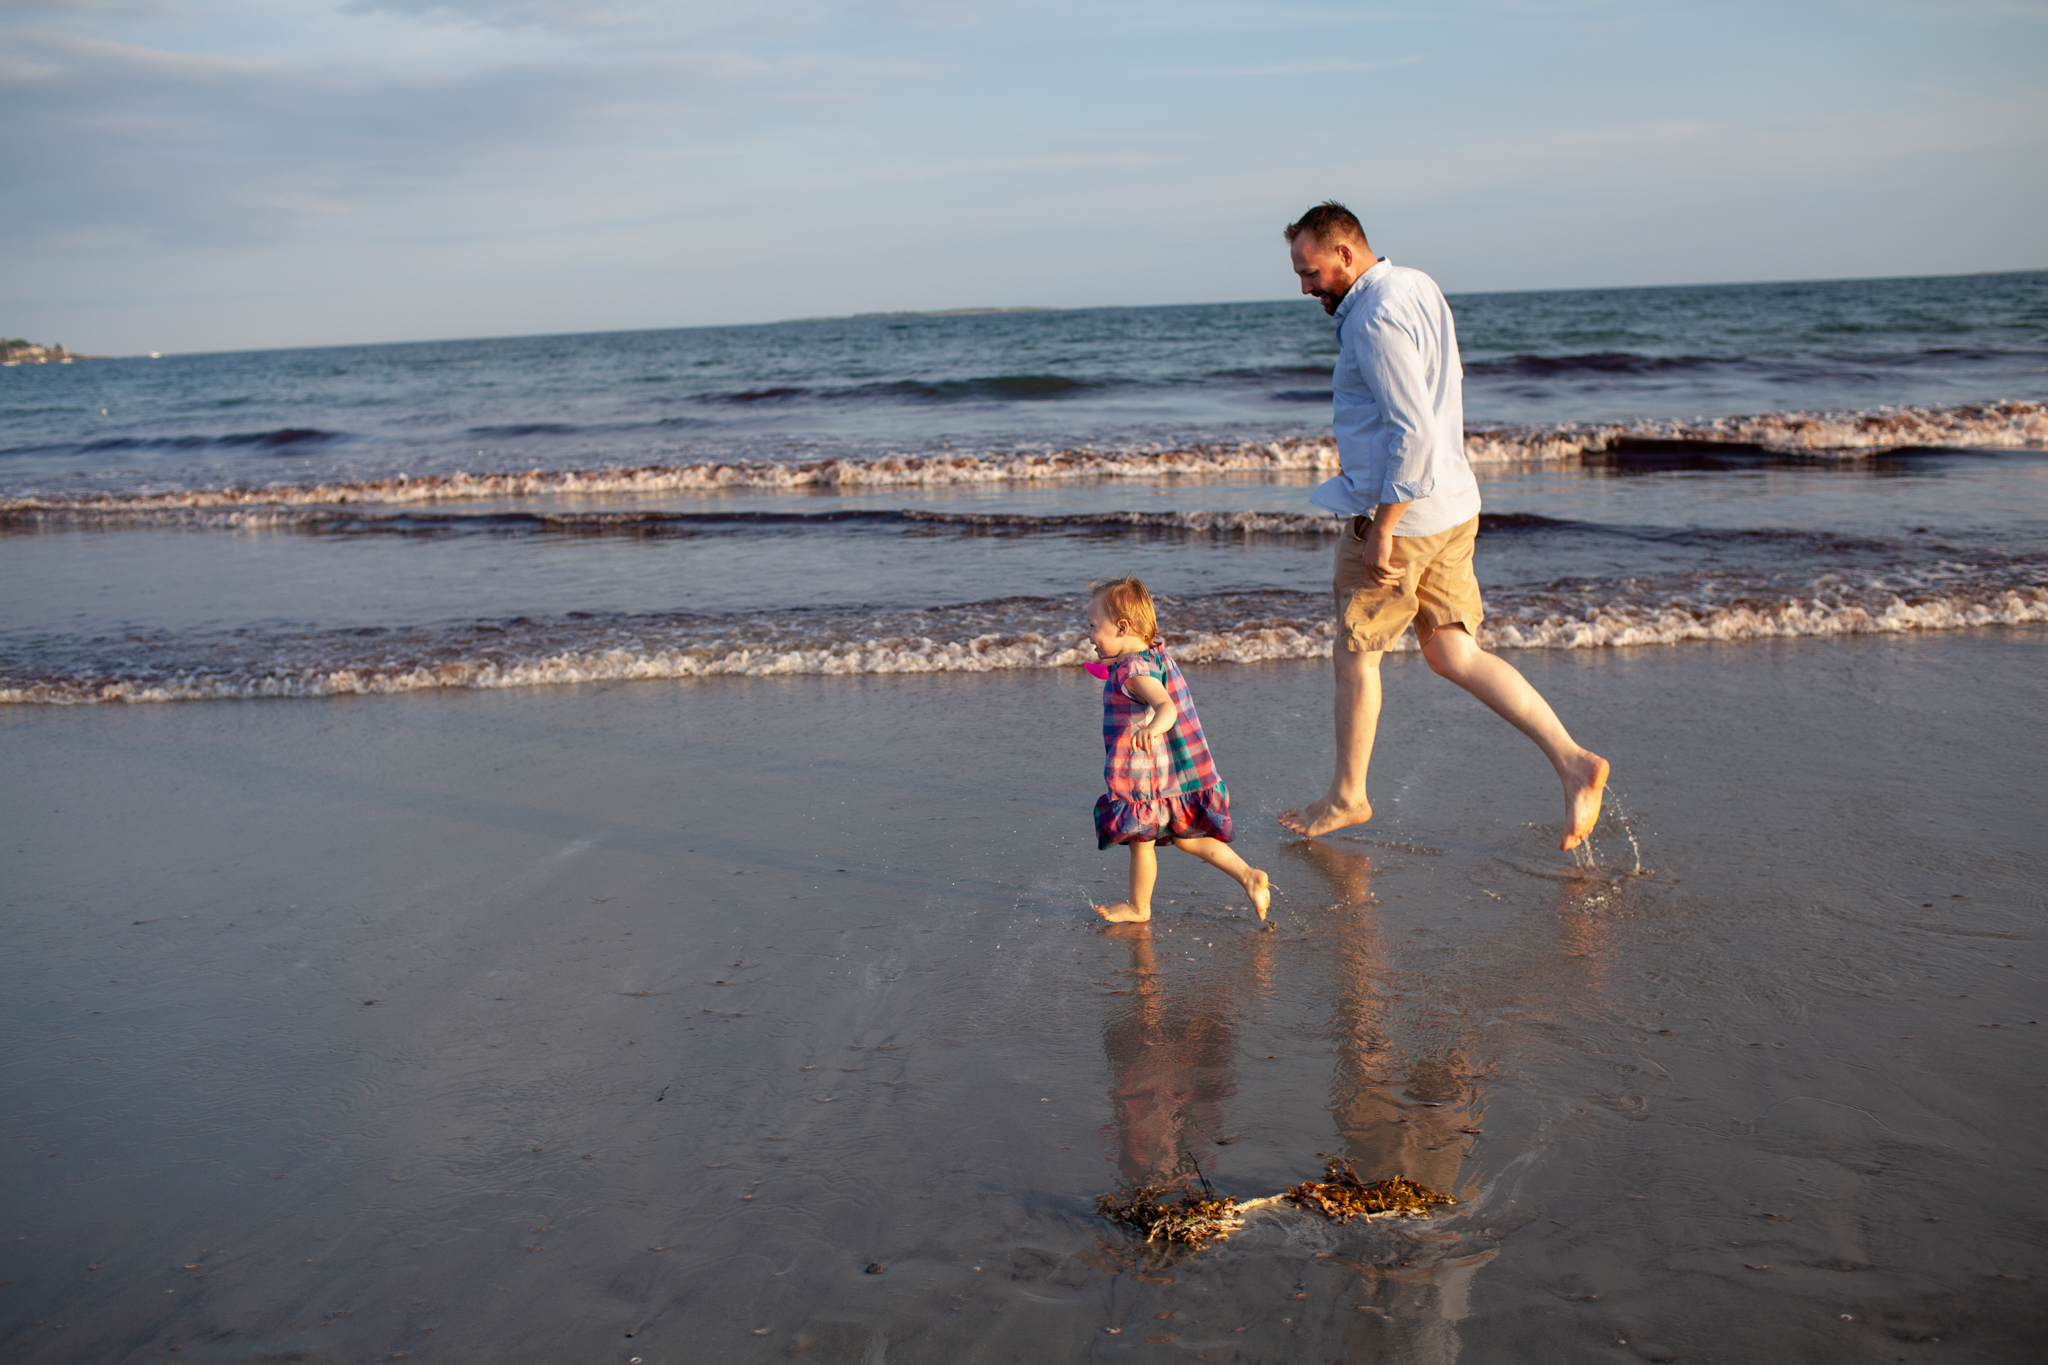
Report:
1275,201,1609,850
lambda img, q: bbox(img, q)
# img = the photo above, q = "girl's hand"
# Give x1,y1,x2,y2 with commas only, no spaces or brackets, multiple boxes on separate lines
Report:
1131,707,1158,751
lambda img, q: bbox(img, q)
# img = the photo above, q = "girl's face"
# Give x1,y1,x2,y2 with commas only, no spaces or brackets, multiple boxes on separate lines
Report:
1087,600,1138,659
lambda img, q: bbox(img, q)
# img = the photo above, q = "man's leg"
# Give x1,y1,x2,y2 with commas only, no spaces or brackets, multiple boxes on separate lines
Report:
1419,625,1608,850
1278,641,1383,837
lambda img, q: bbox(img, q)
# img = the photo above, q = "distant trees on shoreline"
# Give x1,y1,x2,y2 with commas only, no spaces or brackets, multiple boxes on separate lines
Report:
3,338,78,365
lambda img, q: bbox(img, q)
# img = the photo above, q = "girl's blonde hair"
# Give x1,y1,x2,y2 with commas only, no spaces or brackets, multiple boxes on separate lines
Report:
1090,576,1159,645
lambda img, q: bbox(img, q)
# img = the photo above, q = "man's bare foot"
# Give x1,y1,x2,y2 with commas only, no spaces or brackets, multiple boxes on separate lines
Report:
1242,869,1272,921
1560,754,1610,851
1093,900,1151,924
1277,796,1372,838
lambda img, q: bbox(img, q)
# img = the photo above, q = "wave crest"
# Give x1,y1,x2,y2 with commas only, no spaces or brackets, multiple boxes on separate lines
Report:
7,581,2040,705
0,439,1343,513
1469,400,2047,463
5,402,2038,515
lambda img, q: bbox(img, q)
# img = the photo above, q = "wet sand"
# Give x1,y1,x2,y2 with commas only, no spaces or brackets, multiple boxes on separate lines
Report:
3,628,2044,1363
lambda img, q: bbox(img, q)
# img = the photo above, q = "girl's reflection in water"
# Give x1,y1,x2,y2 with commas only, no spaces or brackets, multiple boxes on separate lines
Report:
1098,917,1273,1184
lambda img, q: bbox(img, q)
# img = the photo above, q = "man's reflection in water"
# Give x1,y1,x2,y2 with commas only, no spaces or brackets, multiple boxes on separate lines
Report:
1284,840,1478,1200
1284,839,1489,1365
1282,839,1628,1364
1098,921,1273,1185
1549,869,1619,1000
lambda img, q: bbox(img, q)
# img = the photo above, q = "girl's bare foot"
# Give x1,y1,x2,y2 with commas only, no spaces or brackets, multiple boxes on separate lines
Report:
1093,900,1151,923
1244,869,1272,920
1560,754,1610,851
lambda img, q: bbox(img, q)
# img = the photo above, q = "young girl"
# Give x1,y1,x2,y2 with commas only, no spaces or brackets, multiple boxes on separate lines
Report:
1085,577,1272,923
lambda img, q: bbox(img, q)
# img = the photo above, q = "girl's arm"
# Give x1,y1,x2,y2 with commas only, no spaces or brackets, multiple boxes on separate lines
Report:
1123,674,1177,752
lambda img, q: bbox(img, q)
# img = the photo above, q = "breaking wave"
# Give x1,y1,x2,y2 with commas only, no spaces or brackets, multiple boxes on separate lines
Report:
0,503,1360,538
3,402,2039,515
7,569,2041,705
1464,400,2048,464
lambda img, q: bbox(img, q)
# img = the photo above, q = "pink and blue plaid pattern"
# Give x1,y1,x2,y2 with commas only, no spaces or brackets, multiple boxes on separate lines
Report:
1094,646,1232,848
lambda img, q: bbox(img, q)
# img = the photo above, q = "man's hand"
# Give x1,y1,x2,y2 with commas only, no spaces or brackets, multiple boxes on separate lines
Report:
1361,501,1410,587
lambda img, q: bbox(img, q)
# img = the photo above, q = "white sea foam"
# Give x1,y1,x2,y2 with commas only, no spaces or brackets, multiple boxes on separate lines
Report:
903,508,1344,536
0,440,1345,514
1481,588,2048,648
7,585,2039,705
6,401,2039,516
1469,400,2048,462
0,504,1353,536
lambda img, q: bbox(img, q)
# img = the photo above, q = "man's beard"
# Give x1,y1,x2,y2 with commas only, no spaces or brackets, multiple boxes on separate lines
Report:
1315,290,1341,315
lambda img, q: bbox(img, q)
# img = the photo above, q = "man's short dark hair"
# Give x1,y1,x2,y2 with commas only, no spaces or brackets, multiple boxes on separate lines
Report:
1284,201,1368,248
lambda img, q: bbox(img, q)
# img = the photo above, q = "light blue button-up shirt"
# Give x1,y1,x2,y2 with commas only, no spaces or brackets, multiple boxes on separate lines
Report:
1309,259,1482,537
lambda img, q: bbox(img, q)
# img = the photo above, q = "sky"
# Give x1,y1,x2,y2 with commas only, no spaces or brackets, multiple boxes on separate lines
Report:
3,0,2045,355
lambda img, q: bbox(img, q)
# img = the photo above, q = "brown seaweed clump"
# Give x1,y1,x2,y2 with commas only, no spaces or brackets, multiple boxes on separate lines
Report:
1284,1157,1456,1223
1095,1183,1245,1247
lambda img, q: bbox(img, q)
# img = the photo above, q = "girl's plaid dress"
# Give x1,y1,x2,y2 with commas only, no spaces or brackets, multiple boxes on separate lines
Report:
1095,645,1233,849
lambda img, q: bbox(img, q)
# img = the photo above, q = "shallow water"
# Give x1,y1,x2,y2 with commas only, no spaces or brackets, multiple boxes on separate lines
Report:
6,273,2046,704
4,449,2044,702
4,632,2042,1361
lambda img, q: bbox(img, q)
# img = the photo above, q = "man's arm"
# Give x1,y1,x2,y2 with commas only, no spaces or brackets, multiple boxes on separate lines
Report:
1360,314,1441,505
1354,311,1441,587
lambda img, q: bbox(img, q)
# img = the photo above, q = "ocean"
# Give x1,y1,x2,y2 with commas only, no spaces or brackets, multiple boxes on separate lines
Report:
3,270,2045,705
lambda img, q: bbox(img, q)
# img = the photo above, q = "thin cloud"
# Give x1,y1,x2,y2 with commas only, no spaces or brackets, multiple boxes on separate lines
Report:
1877,0,2048,17
0,0,184,13
1142,54,1419,78
338,0,839,41
0,28,916,248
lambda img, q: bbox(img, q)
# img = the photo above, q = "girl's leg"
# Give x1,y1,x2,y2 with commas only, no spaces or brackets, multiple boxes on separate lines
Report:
1170,836,1274,921
1094,840,1158,924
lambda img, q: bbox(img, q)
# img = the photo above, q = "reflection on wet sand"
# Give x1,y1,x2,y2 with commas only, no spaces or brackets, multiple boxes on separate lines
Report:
1275,839,1489,1364
1088,837,1632,1361
1293,840,1482,1200
1097,921,1272,1185
1285,838,1625,1364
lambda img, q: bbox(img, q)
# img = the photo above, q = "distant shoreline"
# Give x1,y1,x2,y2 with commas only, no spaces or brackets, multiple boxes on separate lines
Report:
2,339,115,365
3,339,77,366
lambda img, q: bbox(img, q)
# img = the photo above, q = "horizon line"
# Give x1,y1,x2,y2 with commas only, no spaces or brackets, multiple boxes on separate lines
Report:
41,265,2048,361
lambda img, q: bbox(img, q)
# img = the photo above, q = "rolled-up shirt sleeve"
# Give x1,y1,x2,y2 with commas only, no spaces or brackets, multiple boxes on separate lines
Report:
1360,315,1438,504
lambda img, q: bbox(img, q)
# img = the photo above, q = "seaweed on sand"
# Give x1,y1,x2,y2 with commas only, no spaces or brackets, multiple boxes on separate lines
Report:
1095,1155,1454,1250
1284,1155,1456,1223
1095,1182,1245,1247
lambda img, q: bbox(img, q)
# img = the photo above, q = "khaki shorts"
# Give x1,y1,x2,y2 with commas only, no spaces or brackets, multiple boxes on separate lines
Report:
1333,513,1484,652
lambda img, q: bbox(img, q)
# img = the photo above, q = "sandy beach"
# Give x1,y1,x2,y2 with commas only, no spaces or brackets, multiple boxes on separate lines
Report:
4,627,2042,1362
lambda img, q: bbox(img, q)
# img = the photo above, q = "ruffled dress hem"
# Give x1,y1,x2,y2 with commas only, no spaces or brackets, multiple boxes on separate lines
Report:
1094,783,1232,850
